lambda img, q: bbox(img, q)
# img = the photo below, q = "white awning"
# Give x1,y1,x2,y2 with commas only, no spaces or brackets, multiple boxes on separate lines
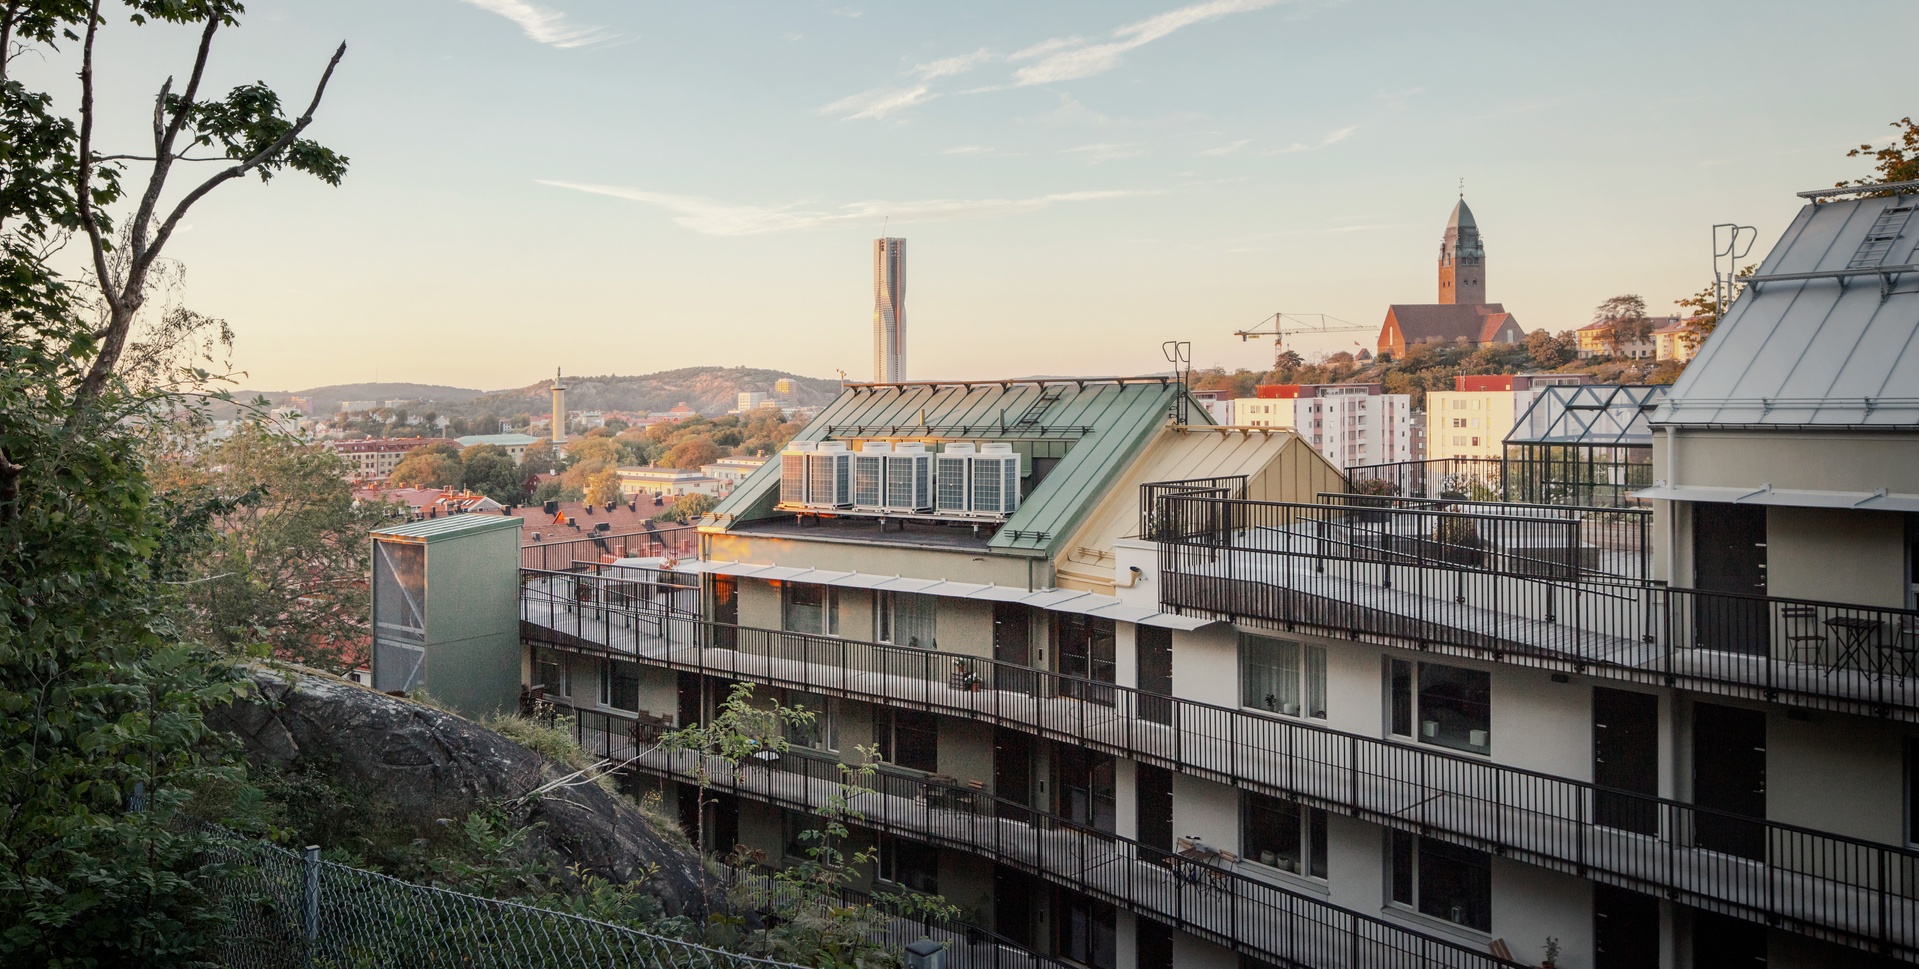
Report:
699,560,1217,630
1632,483,1919,513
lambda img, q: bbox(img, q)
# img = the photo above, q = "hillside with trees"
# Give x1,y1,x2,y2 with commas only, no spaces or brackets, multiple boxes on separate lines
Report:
451,366,841,422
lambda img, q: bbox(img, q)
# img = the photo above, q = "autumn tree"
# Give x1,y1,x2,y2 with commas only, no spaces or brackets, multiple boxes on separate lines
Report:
561,436,626,493
1524,328,1574,368
520,438,559,473
662,437,721,471
389,441,463,489
1591,295,1653,357
1674,265,1756,352
654,492,718,524
1840,116,1919,190
583,467,625,507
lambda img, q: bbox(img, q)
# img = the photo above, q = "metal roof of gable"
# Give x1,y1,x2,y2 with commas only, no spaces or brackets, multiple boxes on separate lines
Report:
1656,188,1919,428
706,379,1185,558
373,513,523,542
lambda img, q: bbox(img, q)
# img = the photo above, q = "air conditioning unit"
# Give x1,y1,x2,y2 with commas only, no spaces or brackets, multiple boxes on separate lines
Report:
883,442,933,512
935,443,974,513
779,441,815,506
806,441,852,508
853,442,889,511
971,443,1021,515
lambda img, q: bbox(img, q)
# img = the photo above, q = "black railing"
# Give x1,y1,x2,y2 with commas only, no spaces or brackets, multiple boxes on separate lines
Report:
559,704,1524,969
1153,493,1919,718
1345,452,1653,510
520,569,1919,960
521,525,699,571
1346,458,1505,503
1140,476,1247,542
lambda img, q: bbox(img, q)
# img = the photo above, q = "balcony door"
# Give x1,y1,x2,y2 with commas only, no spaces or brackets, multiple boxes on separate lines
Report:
1692,703,1766,859
993,602,1037,696
1593,687,1659,835
1136,625,1174,725
1594,884,1661,969
994,726,1034,822
1692,503,1768,656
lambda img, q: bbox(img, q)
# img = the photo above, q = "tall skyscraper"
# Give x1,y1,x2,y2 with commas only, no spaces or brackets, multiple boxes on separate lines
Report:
1436,197,1486,305
550,368,566,445
872,237,906,382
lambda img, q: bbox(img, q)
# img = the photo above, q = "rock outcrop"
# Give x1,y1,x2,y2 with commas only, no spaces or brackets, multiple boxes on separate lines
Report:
211,664,709,916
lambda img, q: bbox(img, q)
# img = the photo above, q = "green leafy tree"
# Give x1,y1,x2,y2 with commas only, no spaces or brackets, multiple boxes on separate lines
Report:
521,438,559,474
1524,328,1574,368
1591,294,1652,357
531,478,584,504
389,447,463,489
583,466,625,507
653,491,718,524
1674,264,1756,351
461,444,526,504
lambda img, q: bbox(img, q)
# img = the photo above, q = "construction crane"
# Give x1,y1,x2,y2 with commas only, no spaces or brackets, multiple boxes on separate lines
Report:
1234,313,1372,369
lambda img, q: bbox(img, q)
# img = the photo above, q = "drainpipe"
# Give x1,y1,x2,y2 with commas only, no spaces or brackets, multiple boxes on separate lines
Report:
1665,424,1680,587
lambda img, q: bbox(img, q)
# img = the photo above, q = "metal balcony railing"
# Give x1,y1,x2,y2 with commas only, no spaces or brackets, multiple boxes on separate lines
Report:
521,525,699,572
553,702,1524,969
1152,493,1919,718
521,568,1919,961
1344,454,1653,510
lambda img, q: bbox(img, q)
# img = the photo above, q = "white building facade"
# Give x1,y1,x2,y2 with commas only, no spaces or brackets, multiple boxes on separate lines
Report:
1232,383,1413,470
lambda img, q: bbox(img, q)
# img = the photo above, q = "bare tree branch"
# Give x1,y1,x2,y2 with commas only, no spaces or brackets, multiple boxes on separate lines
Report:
74,0,112,305
131,15,220,266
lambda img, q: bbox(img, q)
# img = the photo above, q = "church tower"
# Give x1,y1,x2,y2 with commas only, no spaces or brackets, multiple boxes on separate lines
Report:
1437,197,1486,305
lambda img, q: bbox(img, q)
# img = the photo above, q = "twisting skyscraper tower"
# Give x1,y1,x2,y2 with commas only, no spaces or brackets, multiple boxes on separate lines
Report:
872,237,906,382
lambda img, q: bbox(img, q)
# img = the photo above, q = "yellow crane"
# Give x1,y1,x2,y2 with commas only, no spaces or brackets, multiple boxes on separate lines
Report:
1234,313,1371,369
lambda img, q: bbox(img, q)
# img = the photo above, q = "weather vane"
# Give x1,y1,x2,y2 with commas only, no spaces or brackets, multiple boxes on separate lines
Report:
1458,176,1465,198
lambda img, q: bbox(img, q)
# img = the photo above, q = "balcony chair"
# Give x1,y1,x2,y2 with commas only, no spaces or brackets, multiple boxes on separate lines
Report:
1780,604,1826,667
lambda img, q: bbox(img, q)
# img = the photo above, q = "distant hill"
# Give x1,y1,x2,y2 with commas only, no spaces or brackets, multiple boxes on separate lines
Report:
213,382,487,418
445,367,841,419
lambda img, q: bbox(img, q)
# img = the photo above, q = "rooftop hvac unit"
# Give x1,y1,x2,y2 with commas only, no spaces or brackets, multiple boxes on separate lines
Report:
883,442,933,512
805,441,852,508
935,443,974,513
970,443,1021,515
779,441,815,506
853,442,890,510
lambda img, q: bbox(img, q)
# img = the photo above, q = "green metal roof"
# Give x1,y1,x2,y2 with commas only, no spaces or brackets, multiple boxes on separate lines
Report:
710,379,1188,557
456,433,543,447
373,513,524,543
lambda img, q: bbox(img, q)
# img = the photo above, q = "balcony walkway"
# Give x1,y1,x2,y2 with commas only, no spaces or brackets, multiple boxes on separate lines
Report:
522,573,1919,962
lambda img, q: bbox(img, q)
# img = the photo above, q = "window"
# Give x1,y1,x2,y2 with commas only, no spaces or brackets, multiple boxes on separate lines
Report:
1241,635,1326,718
783,690,837,752
534,650,566,697
1056,614,1117,704
781,583,840,637
782,810,815,862
1389,832,1491,932
1387,659,1490,754
876,591,937,648
1056,891,1117,969
604,659,639,711
877,708,939,772
878,834,939,894
1241,792,1327,878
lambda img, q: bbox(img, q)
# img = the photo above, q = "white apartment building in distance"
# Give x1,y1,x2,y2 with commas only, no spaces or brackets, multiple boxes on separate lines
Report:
1233,383,1413,470
1426,373,1592,461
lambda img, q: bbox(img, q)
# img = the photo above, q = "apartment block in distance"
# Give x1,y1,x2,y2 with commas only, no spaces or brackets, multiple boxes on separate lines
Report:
328,437,455,482
1233,383,1413,470
1425,373,1591,461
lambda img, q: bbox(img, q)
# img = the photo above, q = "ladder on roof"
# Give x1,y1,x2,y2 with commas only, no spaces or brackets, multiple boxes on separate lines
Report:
1012,386,1065,427
1849,204,1915,269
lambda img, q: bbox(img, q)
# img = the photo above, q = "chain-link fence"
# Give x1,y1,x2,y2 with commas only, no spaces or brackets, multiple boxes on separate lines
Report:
205,835,801,969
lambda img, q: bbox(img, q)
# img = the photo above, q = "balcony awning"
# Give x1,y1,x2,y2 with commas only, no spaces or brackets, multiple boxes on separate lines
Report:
1632,483,1919,513
699,560,1214,630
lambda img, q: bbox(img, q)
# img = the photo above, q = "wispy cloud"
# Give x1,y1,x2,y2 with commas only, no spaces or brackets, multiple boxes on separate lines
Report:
1197,139,1252,157
821,48,992,120
1065,142,1144,163
1010,0,1284,86
537,181,1159,235
457,0,617,48
941,145,995,155
1264,125,1355,154
825,0,1289,121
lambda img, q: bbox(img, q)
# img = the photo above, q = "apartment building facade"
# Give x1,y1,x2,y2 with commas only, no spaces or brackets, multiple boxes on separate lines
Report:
1425,373,1591,461
328,436,455,481
1232,383,1414,471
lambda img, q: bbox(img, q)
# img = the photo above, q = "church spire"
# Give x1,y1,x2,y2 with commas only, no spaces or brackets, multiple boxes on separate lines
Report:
1438,195,1486,304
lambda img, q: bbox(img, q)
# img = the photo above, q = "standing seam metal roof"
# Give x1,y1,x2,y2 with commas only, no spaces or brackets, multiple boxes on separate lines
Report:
708,380,1186,557
1656,191,1919,427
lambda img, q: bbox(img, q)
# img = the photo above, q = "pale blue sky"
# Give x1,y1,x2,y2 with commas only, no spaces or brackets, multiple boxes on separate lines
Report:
55,0,1910,390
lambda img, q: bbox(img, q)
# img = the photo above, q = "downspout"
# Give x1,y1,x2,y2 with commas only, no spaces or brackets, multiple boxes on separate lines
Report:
1665,424,1679,587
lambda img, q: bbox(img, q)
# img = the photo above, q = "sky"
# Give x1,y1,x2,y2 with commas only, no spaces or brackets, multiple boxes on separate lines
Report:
44,0,1912,391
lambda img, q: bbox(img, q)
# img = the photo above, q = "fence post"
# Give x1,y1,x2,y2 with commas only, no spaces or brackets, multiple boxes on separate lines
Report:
303,844,321,949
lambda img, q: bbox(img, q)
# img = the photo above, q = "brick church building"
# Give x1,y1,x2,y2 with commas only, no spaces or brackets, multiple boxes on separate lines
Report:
1376,197,1528,358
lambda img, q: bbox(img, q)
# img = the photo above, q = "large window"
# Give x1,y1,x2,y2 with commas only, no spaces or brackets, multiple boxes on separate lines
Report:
876,591,937,649
534,649,568,698
1389,832,1491,932
603,659,639,711
1056,890,1117,969
1386,659,1491,755
877,708,939,773
877,834,939,894
781,583,841,637
1056,746,1117,833
1241,635,1327,719
783,690,837,752
1241,792,1327,879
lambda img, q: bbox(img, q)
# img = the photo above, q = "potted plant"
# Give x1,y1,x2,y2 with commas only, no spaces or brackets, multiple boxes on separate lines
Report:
1542,936,1560,969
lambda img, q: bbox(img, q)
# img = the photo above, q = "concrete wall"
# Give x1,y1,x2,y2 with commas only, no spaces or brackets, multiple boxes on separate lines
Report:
1666,430,1919,495
1170,773,1237,855
937,713,995,789
1765,506,1907,608
705,532,1040,588
1766,706,1909,845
